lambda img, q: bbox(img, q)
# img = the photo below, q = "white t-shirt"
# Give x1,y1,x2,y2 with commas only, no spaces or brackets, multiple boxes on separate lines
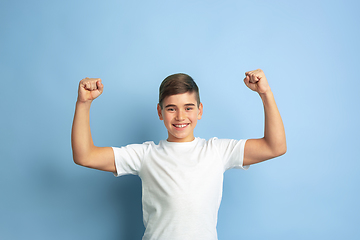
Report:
112,137,248,240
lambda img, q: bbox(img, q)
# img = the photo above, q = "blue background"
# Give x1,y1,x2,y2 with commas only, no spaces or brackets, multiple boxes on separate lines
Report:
1,0,359,239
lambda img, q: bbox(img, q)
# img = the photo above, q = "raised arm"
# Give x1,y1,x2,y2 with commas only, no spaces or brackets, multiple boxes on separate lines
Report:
71,78,116,172
242,69,286,166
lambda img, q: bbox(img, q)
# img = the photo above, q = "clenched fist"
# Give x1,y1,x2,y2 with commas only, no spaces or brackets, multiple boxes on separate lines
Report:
244,69,271,94
77,77,104,103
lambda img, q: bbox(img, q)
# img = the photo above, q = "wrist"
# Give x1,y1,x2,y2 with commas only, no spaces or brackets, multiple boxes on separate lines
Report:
259,88,273,98
76,99,93,107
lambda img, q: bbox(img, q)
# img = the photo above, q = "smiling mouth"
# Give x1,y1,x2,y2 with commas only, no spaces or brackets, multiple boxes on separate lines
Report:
173,124,189,128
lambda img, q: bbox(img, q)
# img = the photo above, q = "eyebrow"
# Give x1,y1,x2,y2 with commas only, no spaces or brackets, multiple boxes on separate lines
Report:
164,103,196,108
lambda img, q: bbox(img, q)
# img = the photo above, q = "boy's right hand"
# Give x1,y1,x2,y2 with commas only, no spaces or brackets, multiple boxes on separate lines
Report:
77,78,104,103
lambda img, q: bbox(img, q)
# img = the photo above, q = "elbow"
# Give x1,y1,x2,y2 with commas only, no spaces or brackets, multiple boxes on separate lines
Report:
265,139,286,159
273,143,287,157
73,156,84,166
276,147,287,157
73,158,83,166
73,158,92,168
72,145,99,168
72,153,90,167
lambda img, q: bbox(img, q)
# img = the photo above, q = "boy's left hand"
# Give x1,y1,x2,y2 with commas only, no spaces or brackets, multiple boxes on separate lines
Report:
244,69,271,94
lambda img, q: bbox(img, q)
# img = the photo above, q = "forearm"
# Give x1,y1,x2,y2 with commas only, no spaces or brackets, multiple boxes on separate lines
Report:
71,101,96,165
260,90,287,156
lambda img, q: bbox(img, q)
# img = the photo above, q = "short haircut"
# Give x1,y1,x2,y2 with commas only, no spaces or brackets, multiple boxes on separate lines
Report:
159,73,200,109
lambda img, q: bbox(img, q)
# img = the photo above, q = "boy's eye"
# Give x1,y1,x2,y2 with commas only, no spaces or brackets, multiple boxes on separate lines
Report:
167,108,175,112
186,107,193,111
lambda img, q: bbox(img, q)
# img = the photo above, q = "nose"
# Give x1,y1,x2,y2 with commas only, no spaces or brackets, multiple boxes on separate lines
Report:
176,109,185,121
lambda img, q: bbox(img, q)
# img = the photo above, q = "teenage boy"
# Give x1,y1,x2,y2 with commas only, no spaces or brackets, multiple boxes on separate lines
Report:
71,69,286,240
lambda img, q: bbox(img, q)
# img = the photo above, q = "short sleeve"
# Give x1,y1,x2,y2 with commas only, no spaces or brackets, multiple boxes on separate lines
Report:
112,142,151,177
212,138,249,171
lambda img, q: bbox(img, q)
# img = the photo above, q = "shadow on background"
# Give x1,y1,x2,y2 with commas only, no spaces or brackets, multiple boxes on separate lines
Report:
102,115,157,239
19,149,146,240
2,101,159,239
108,175,145,240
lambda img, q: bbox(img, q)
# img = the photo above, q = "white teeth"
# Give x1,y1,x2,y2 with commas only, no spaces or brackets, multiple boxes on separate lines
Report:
174,124,188,128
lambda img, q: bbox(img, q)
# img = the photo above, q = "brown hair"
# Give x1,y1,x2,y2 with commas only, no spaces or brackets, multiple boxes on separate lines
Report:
159,73,200,109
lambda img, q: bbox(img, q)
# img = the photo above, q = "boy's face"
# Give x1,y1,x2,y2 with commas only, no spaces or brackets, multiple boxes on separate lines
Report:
157,92,203,142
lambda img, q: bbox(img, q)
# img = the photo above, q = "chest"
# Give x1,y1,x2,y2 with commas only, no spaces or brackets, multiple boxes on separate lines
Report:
139,147,224,197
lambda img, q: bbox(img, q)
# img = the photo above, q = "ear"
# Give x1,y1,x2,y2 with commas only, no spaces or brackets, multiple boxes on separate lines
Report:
157,104,163,120
197,102,203,120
